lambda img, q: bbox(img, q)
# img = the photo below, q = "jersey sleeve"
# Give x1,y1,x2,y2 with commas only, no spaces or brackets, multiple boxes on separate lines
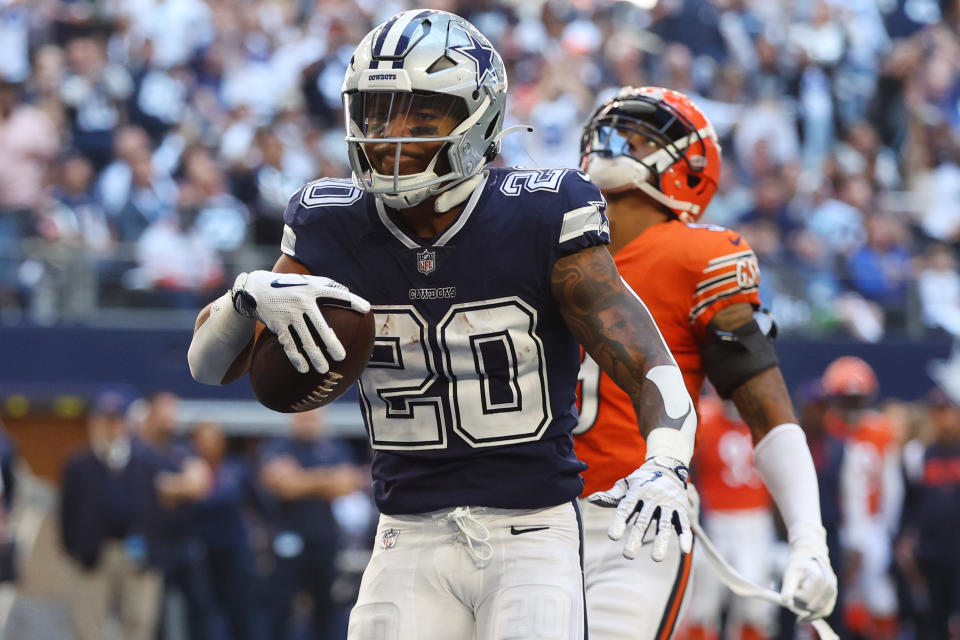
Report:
279,178,364,270
688,227,763,336
280,183,319,265
554,171,610,256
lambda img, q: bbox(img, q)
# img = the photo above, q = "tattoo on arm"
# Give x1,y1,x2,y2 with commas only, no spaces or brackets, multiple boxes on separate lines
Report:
552,246,683,437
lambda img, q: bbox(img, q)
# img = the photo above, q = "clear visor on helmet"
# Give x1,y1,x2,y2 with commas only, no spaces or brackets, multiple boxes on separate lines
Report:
346,91,468,142
580,100,699,171
345,91,470,193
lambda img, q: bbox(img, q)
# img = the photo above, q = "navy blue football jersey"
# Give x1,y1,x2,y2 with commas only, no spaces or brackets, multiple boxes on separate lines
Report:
281,167,609,514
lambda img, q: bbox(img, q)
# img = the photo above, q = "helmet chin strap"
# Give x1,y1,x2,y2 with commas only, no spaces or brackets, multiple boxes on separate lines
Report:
434,172,486,213
433,125,533,214
585,155,700,219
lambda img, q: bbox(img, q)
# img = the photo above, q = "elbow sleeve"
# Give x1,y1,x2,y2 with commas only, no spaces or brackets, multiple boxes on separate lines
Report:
188,292,257,385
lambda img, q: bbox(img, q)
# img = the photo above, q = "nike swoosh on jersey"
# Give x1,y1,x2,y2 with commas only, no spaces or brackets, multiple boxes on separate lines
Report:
271,279,306,288
510,525,550,535
729,235,742,246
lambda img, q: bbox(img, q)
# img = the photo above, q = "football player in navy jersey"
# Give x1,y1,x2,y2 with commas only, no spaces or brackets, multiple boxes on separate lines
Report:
188,11,699,639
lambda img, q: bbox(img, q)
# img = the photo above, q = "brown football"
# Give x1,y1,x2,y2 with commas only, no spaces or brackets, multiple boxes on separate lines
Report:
249,306,375,413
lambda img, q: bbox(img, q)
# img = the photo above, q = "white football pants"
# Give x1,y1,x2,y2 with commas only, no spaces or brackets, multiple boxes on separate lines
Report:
581,499,694,640
348,502,585,640
847,519,897,616
684,508,777,635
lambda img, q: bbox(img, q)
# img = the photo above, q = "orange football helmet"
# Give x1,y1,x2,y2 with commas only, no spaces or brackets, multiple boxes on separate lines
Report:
580,86,721,222
822,356,878,398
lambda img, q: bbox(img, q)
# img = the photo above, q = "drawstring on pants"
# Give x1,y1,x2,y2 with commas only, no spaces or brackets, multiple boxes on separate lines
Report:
442,506,493,563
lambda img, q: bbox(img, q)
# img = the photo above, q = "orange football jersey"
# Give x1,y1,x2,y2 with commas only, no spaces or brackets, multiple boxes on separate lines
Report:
575,220,762,496
694,396,770,511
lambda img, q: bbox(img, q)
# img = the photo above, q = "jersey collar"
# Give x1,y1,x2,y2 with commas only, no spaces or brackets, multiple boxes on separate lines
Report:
374,172,489,249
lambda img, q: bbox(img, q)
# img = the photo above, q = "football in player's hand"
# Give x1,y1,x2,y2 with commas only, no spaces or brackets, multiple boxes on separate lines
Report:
249,306,375,412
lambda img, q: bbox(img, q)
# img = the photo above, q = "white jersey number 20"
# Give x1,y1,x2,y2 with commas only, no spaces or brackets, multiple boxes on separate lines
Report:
359,298,553,450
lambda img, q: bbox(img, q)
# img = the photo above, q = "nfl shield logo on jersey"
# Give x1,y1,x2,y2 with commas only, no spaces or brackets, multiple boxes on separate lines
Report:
417,249,436,275
380,528,400,550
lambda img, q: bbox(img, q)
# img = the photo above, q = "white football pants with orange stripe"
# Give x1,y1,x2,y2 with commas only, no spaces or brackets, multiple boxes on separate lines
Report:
348,502,585,640
580,498,694,640
683,507,777,637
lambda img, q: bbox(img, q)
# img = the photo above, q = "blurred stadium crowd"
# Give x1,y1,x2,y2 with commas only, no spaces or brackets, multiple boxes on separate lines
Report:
0,0,959,340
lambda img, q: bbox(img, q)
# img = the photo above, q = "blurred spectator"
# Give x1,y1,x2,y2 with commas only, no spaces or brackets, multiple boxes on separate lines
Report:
43,152,113,253
129,147,232,303
245,126,315,246
807,175,869,259
141,391,213,640
732,101,800,180
96,125,178,239
117,0,215,71
739,172,797,237
913,137,960,244
59,390,162,640
0,77,59,269
0,417,18,584
188,421,256,640
0,0,31,84
830,120,900,192
0,417,16,519
130,209,225,307
259,408,365,640
177,145,249,252
896,387,960,640
790,2,845,69
846,213,913,328
918,243,960,338
58,36,133,170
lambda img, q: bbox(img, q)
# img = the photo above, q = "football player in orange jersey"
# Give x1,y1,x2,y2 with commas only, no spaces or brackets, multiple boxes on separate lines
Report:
576,87,838,640
822,357,901,640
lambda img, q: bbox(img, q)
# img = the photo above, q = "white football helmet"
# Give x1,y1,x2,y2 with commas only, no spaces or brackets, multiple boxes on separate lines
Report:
342,10,508,209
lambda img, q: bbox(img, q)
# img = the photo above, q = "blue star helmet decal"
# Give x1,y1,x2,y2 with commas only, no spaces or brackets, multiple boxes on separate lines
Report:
451,30,498,88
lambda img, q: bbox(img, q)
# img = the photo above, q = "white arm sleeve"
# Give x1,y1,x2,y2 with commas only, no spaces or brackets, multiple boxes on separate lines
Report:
187,291,257,385
753,423,826,549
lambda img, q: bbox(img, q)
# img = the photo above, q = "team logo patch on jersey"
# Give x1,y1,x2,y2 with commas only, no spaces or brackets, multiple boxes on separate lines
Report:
417,249,436,275
380,528,400,550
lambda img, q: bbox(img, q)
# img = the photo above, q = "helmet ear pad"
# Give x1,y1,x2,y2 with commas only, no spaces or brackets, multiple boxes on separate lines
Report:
657,132,721,221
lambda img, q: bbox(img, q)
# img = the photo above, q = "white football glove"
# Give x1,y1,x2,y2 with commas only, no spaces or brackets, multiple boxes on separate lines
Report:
231,271,370,374
588,456,693,561
782,542,838,622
